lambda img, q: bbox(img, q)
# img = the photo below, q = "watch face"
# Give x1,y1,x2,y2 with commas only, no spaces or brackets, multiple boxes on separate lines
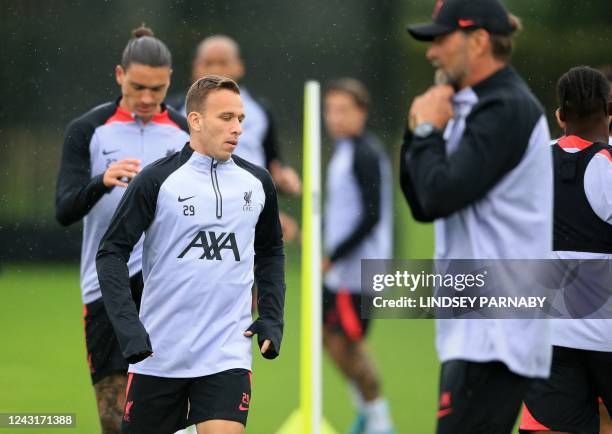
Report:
415,123,434,138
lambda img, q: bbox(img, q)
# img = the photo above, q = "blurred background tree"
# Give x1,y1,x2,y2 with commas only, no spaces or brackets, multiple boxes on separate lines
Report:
0,0,610,262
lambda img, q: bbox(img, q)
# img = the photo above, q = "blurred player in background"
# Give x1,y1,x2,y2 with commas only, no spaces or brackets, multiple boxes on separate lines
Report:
402,0,553,433
322,78,394,434
519,66,612,434
169,35,301,242
55,26,188,433
599,64,612,434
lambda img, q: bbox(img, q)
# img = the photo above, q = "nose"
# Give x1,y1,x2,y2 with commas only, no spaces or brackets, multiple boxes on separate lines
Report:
426,44,437,62
141,90,155,105
231,118,242,137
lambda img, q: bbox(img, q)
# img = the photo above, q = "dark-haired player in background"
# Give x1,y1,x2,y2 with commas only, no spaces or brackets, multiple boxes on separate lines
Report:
597,64,612,434
55,26,188,433
597,65,612,146
520,66,612,434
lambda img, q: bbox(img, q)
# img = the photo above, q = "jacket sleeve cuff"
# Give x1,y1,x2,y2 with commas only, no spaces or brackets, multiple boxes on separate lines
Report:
121,332,153,364
411,130,445,150
89,173,113,196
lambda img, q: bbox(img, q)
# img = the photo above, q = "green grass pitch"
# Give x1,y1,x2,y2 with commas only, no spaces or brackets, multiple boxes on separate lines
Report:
0,244,439,434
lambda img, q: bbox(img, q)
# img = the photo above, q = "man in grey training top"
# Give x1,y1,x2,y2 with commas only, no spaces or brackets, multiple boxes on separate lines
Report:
97,75,286,434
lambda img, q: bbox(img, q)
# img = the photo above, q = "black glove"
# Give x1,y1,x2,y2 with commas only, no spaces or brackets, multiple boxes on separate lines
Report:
245,318,283,359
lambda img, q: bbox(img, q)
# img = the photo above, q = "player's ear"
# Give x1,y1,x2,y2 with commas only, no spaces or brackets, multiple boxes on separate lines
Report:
187,111,201,132
115,65,125,86
555,108,566,130
468,28,489,57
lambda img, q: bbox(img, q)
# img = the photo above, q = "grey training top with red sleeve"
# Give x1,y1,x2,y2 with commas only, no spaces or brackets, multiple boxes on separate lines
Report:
55,101,189,304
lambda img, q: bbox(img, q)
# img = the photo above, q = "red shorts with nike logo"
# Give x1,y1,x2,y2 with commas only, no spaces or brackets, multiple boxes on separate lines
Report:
122,368,251,434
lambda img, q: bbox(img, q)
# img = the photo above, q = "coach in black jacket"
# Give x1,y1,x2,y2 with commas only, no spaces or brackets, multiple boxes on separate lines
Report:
401,1,554,434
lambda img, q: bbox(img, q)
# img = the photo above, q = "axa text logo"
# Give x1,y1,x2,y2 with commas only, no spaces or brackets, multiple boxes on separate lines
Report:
178,231,240,261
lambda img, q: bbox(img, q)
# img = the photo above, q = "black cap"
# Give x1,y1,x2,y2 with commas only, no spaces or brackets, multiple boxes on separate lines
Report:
407,0,513,42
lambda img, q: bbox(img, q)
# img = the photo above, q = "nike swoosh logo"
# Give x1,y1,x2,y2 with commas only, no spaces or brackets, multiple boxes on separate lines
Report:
238,404,249,411
178,196,195,202
458,19,475,27
437,408,453,418
102,149,119,155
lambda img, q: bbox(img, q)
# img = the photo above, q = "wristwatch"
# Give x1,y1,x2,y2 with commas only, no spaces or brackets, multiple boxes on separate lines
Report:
413,122,437,139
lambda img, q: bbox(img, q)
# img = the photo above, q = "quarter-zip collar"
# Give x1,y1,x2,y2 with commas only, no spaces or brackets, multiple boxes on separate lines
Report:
471,65,523,95
178,142,195,164
112,97,171,126
184,143,234,220
558,135,595,151
187,148,234,173
334,132,373,153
